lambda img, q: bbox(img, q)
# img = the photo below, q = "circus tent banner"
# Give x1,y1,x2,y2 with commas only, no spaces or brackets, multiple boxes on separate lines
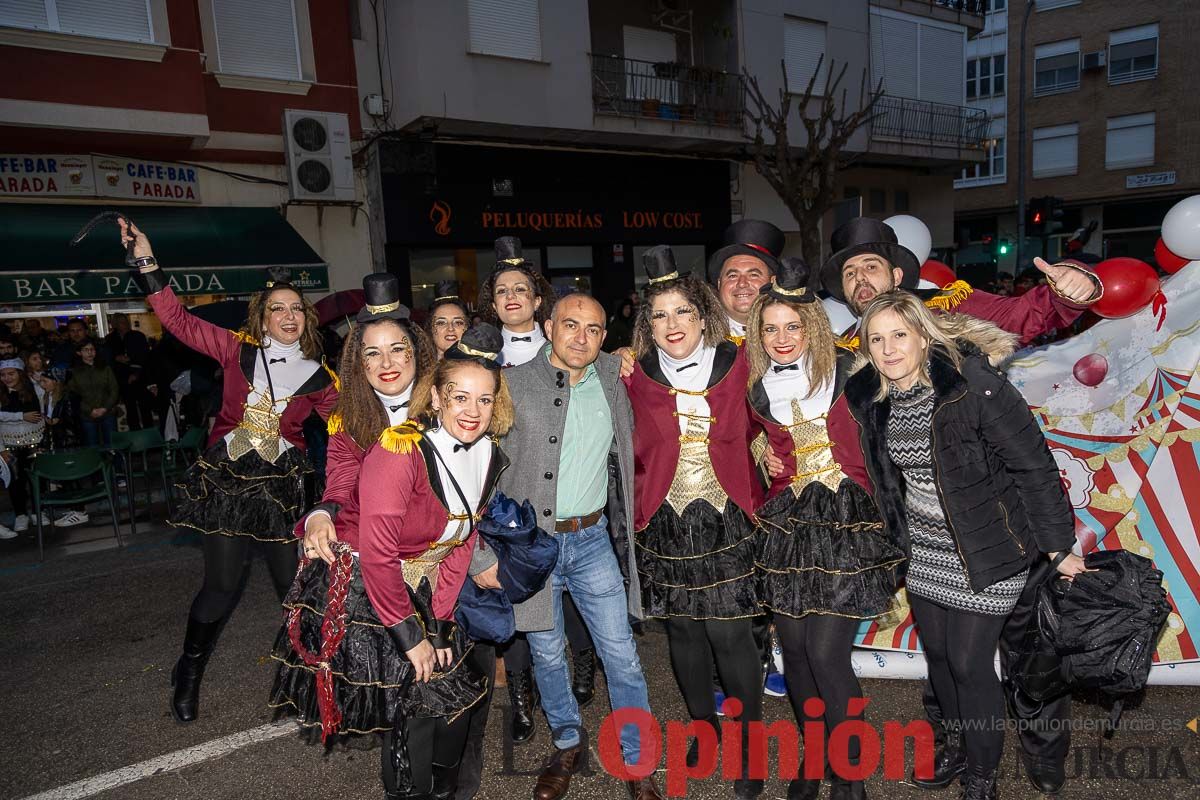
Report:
854,263,1200,681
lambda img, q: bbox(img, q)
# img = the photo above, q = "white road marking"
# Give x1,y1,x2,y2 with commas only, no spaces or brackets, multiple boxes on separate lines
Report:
17,721,300,800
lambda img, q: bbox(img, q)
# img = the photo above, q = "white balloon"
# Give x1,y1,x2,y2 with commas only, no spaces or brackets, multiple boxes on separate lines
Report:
883,214,932,264
1161,195,1200,260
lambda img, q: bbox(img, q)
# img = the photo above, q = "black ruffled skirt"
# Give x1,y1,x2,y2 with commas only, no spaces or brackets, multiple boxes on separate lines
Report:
637,499,760,620
269,557,486,738
171,441,309,543
755,478,904,619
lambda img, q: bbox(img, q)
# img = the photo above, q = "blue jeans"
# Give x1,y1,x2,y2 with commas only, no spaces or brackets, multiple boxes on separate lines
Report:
526,515,651,765
81,415,115,447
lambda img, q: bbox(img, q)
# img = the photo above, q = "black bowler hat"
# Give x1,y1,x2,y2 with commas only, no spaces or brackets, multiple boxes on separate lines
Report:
356,273,411,323
762,256,816,304
431,280,461,306
643,245,687,285
445,323,504,370
492,236,535,272
820,217,921,303
707,219,785,283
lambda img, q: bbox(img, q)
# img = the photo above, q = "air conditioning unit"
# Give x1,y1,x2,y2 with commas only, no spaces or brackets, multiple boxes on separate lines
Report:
1082,51,1106,71
283,109,355,202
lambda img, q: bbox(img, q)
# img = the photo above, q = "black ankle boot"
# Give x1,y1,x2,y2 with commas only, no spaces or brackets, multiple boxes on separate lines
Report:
787,772,820,800
429,761,460,800
170,616,222,723
829,777,867,800
571,648,598,708
685,716,720,768
913,728,966,789
506,668,537,744
959,765,998,800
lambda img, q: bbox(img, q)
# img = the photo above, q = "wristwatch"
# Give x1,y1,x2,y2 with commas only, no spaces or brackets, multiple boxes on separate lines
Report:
131,256,158,271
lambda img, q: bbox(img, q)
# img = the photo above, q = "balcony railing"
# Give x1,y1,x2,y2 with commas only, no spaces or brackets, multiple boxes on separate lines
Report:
590,54,745,127
871,95,990,149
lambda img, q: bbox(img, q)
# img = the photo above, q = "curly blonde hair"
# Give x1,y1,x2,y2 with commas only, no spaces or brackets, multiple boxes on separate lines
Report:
631,274,728,357
408,359,514,437
243,286,322,360
745,294,836,395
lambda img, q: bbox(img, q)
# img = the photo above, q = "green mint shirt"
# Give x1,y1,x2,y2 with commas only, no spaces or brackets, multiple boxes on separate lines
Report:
554,356,613,518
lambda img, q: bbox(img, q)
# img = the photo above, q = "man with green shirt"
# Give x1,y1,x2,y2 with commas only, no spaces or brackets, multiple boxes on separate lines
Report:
469,294,661,800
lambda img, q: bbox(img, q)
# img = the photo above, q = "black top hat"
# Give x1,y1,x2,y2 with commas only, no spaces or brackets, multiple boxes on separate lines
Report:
762,256,816,304
643,245,687,285
264,266,293,289
431,280,461,307
356,273,412,323
819,217,921,303
707,219,785,283
492,236,535,272
444,322,504,370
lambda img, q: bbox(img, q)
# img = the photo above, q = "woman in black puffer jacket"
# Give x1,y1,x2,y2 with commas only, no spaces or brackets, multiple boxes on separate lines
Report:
839,291,1088,800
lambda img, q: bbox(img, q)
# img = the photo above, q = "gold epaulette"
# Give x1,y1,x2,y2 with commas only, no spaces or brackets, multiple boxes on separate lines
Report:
379,420,424,455
327,412,343,436
232,330,260,346
924,280,974,313
835,335,860,352
324,362,341,392
727,334,746,347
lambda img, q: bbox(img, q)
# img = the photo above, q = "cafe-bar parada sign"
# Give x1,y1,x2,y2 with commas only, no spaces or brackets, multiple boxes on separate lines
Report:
0,154,201,203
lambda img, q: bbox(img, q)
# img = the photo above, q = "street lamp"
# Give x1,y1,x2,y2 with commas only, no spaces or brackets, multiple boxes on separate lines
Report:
1015,0,1036,268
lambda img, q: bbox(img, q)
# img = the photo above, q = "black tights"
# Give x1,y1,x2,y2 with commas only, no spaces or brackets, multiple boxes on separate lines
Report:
188,534,298,623
774,614,863,763
6,447,33,516
665,616,763,728
909,594,1008,772
499,592,593,672
382,711,471,796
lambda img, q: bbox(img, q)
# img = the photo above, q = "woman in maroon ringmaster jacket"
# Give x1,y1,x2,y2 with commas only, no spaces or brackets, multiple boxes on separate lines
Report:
623,246,768,800
115,220,338,725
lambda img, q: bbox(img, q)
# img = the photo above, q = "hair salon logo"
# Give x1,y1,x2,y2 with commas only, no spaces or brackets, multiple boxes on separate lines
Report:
430,200,452,236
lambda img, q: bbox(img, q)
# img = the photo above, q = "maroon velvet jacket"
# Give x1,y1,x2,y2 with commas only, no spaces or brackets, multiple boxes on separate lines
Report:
625,341,765,530
147,284,338,451
357,425,508,633
292,424,363,547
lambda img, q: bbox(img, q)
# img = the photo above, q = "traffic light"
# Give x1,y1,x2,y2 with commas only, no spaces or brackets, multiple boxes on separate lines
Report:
998,240,1010,255
1028,196,1047,236
1044,196,1065,235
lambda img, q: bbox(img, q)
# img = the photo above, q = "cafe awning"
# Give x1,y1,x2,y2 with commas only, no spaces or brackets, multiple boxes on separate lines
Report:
0,203,329,303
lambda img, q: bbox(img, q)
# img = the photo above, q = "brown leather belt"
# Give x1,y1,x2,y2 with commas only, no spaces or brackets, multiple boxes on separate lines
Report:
554,510,603,533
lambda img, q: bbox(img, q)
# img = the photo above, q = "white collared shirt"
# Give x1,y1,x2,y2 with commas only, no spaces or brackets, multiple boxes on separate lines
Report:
657,342,717,434
761,355,834,424
727,316,747,339
426,425,493,543
500,325,546,367
226,339,321,457
375,385,413,427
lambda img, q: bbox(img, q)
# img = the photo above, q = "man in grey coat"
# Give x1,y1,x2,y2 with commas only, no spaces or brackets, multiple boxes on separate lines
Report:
470,294,661,800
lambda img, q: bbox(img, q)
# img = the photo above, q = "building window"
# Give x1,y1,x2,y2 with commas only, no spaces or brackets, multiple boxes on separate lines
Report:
0,0,153,43
1034,0,1081,10
869,188,887,214
894,189,910,214
955,136,1006,187
870,10,965,106
784,17,828,95
1109,24,1158,84
468,0,542,61
1034,39,1080,96
986,0,1007,12
1106,112,1155,170
967,55,1005,100
211,0,302,80
1032,123,1079,178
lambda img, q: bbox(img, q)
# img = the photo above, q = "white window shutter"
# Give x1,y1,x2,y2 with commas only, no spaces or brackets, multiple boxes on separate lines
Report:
55,0,152,42
880,16,919,99
468,0,542,61
919,25,963,105
0,1,49,30
1032,124,1079,177
784,18,827,95
212,0,302,80
1106,113,1155,169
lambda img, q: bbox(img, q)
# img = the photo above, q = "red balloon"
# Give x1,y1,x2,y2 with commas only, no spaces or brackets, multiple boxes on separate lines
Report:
921,259,957,288
1154,237,1189,274
1091,258,1161,319
1073,353,1108,387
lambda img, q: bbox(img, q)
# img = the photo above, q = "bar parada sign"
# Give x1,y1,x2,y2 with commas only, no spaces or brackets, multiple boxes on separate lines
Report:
0,267,329,304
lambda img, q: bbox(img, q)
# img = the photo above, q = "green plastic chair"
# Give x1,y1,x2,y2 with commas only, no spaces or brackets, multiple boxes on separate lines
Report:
111,428,168,516
162,427,207,513
31,448,124,561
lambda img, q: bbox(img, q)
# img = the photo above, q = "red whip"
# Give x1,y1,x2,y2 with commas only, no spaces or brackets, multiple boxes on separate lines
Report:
286,540,355,743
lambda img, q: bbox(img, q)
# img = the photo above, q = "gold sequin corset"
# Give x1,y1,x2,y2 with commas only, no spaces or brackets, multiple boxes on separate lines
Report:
665,414,729,515
227,391,286,463
782,398,843,496
399,512,478,593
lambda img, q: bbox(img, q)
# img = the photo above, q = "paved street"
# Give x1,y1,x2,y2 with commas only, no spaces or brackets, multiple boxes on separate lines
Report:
2,519,1198,800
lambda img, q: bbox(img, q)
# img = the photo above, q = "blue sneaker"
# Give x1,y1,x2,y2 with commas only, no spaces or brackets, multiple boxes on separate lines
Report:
764,672,787,697
714,691,726,716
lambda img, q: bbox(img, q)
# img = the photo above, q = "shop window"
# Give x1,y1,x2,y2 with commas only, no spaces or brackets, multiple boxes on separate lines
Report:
410,248,496,312
1105,112,1155,170
1109,24,1158,84
784,17,828,95
1,0,153,42
468,0,542,61
210,0,303,80
1032,123,1078,178
1034,40,1079,96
